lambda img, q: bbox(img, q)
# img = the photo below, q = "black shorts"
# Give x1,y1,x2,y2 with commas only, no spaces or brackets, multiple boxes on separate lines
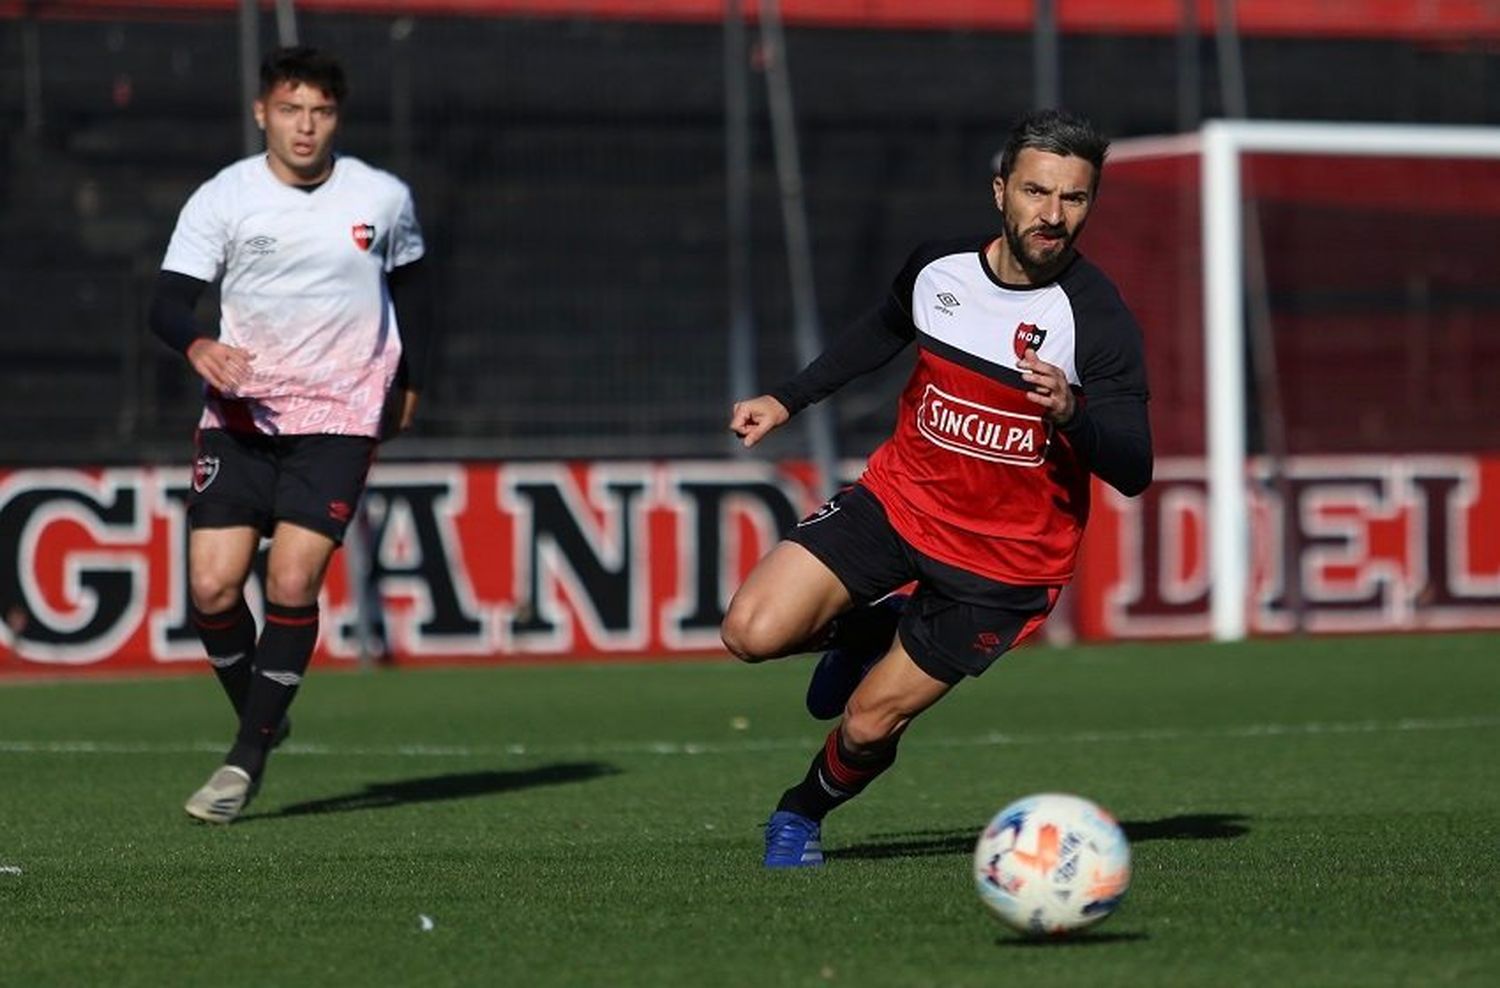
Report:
187,429,376,544
787,484,1060,685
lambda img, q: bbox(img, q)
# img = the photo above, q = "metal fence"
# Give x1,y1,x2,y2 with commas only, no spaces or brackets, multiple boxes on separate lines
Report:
2,5,1498,464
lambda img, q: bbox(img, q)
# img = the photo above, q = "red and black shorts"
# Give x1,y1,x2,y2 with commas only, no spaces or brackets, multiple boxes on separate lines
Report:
187,429,377,544
787,483,1060,685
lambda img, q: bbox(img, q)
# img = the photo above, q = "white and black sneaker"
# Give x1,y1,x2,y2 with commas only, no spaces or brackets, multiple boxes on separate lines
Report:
184,765,255,825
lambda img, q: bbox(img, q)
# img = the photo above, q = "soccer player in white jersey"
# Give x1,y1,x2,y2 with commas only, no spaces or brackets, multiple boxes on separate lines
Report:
149,47,432,824
721,110,1153,867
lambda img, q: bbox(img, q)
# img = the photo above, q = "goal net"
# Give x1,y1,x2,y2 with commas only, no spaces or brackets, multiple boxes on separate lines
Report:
1085,121,1500,641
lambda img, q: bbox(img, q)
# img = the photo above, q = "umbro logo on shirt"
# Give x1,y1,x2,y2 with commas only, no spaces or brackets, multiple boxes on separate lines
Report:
933,292,961,316
243,235,277,256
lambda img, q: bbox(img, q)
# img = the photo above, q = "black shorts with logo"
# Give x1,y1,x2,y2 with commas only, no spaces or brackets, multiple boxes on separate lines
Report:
787,483,1060,685
187,429,377,544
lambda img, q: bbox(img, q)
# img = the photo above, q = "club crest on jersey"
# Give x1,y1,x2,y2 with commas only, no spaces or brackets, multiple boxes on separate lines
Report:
352,223,376,251
796,498,841,528
916,384,1049,466
192,454,220,493
1013,322,1047,361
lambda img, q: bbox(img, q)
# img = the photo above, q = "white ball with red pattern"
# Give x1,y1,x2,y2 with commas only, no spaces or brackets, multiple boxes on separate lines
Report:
973,792,1131,936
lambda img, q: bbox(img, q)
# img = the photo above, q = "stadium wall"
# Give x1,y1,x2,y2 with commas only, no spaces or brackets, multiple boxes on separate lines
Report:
10,1,1500,39
4,453,1499,676
4,11,1499,465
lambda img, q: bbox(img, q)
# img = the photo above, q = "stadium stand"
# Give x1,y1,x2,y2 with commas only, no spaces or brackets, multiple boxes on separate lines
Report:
1,11,1498,462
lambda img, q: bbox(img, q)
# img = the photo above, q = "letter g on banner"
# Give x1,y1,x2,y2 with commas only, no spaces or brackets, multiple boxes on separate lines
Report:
0,469,148,665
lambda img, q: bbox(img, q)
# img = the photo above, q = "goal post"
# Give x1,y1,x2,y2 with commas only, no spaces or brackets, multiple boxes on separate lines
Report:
1110,119,1500,641
1198,120,1500,640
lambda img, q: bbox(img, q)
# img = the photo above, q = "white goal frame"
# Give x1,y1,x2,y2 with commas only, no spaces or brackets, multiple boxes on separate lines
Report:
1119,120,1500,641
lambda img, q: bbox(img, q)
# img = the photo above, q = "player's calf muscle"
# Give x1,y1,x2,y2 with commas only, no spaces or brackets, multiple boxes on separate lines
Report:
841,703,910,749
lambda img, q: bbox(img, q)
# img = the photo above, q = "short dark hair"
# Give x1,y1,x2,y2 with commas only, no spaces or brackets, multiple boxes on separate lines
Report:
995,109,1109,185
260,46,347,104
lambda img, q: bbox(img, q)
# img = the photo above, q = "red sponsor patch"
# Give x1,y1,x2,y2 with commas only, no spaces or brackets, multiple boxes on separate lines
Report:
328,500,353,523
352,223,375,251
1013,322,1047,361
916,384,1049,466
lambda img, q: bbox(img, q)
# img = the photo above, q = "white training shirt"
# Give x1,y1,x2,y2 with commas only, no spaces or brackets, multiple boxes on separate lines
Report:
162,153,425,437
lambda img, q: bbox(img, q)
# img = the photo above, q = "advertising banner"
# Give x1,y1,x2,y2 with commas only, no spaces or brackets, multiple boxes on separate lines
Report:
3,455,1499,676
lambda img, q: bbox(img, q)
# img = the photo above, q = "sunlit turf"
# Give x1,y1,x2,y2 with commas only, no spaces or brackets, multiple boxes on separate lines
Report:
2,634,1498,986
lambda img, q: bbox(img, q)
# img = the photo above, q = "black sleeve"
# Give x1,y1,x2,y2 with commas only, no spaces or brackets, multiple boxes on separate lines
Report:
388,258,435,392
766,242,940,414
767,298,913,415
1059,396,1153,496
148,271,211,356
1063,264,1154,496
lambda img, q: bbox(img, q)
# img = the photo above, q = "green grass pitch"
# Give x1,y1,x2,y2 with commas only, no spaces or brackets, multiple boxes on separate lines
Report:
2,634,1498,987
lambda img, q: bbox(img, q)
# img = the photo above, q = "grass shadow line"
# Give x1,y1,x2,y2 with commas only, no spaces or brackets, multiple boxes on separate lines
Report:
1122,813,1250,842
832,812,1250,861
996,931,1150,948
244,761,620,821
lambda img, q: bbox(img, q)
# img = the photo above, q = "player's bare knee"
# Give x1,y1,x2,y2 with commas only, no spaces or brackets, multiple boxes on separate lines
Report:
188,573,241,615
719,608,766,663
264,569,321,608
720,600,787,663
721,632,762,664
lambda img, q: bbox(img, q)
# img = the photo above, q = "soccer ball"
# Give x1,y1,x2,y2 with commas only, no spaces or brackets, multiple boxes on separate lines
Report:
972,792,1131,936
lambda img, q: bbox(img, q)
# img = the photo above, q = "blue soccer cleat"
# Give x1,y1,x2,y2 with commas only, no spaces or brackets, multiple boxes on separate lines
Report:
764,810,824,868
805,593,910,720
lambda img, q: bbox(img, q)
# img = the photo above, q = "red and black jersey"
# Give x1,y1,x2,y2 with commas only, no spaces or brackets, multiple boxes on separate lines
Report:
772,237,1152,586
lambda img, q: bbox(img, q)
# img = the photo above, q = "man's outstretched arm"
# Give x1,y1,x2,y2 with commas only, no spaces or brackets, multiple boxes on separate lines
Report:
730,300,913,448
766,300,914,417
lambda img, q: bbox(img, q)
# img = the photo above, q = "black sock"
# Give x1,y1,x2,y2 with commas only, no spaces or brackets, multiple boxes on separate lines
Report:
227,601,318,780
191,598,257,714
776,727,899,821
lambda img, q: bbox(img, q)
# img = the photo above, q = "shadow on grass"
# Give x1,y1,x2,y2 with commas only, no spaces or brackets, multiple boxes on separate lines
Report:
830,828,979,861
997,931,1150,948
1122,813,1250,842
832,812,1249,861
245,761,620,820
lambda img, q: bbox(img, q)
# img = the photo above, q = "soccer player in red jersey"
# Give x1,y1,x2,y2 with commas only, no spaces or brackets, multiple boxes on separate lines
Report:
149,47,431,824
722,110,1152,867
